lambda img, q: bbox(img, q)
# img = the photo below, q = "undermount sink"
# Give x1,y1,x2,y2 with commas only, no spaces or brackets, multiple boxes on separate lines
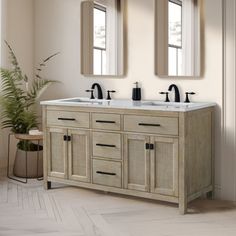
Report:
141,102,195,108
58,98,108,105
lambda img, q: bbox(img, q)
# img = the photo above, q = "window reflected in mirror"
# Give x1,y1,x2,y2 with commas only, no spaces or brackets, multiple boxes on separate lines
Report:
81,0,125,77
93,5,106,75
168,0,182,76
156,0,202,77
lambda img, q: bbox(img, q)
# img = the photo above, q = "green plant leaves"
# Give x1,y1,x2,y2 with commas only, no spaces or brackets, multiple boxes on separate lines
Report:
0,41,59,134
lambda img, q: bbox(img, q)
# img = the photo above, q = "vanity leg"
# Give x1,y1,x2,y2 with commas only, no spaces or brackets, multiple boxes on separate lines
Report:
44,181,52,190
179,174,188,214
206,191,213,199
179,199,187,215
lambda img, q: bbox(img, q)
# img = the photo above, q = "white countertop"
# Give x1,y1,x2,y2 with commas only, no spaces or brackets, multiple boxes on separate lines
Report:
40,97,216,112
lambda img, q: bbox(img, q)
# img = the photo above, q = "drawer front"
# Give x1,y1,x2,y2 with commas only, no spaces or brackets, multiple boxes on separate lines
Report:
47,110,90,128
93,132,121,160
124,115,178,136
92,113,121,131
92,159,122,188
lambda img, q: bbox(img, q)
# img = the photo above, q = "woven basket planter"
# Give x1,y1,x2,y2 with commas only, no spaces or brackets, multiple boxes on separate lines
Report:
13,147,43,178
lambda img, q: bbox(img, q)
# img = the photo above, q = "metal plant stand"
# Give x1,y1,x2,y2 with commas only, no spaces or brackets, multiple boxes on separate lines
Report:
7,133,43,184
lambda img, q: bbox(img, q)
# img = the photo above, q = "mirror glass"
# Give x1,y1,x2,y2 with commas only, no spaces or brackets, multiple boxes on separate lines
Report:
156,0,201,77
81,0,125,76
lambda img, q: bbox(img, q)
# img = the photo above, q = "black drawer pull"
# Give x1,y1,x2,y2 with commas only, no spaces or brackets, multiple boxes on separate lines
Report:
138,123,161,127
96,171,116,176
58,118,76,121
96,143,116,148
96,120,116,124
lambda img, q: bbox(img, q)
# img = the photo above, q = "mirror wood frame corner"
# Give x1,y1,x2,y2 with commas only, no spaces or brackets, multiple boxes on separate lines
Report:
81,0,125,77
155,0,203,78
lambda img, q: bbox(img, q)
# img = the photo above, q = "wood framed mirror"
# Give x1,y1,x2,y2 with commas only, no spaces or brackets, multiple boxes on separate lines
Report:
155,0,202,77
81,0,125,77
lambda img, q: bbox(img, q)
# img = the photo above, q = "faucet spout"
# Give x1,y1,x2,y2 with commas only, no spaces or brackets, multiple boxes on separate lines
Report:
91,83,103,99
168,84,180,102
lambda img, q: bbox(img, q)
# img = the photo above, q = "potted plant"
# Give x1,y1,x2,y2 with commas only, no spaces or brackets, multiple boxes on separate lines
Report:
0,41,59,178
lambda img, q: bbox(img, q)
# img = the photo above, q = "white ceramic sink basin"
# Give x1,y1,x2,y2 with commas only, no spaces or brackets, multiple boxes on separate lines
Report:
55,97,109,105
62,98,103,105
141,101,196,108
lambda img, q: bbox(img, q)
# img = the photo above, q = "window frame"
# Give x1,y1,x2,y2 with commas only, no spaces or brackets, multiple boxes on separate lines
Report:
93,3,107,75
168,0,183,75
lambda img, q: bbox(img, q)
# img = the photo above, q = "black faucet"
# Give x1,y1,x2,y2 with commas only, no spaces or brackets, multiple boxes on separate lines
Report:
168,84,180,102
91,83,103,99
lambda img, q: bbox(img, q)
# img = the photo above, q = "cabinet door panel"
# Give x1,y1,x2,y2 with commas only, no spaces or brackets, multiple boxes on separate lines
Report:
47,128,67,179
124,134,150,192
150,137,178,196
68,129,90,182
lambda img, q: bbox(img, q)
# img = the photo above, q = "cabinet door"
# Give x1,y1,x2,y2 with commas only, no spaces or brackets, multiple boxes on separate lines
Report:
150,137,178,196
124,134,150,192
68,129,90,182
47,128,68,179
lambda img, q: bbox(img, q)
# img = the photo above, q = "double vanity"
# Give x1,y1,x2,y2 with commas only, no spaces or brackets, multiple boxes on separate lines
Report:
41,98,215,214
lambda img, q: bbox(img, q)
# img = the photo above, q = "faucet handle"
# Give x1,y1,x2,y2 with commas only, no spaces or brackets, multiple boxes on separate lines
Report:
184,92,196,103
159,92,170,102
85,89,95,99
107,90,116,100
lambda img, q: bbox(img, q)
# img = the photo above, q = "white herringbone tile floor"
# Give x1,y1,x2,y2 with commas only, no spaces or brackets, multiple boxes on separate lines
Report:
1,177,236,236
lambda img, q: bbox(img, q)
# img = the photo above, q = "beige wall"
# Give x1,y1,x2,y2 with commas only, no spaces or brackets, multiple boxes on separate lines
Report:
0,0,35,174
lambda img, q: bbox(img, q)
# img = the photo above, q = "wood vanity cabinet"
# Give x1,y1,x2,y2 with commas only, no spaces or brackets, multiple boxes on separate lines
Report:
45,110,90,183
150,136,179,197
46,127,67,179
124,134,178,197
123,114,179,196
42,105,214,214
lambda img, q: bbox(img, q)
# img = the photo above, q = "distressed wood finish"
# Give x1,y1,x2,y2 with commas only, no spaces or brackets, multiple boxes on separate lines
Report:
185,109,214,197
42,105,214,214
46,126,91,183
93,132,121,160
124,134,150,192
124,115,179,136
81,1,93,75
92,159,122,188
47,110,90,128
42,106,49,190
92,113,121,131
46,127,67,179
68,129,91,183
178,112,187,214
150,136,179,197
